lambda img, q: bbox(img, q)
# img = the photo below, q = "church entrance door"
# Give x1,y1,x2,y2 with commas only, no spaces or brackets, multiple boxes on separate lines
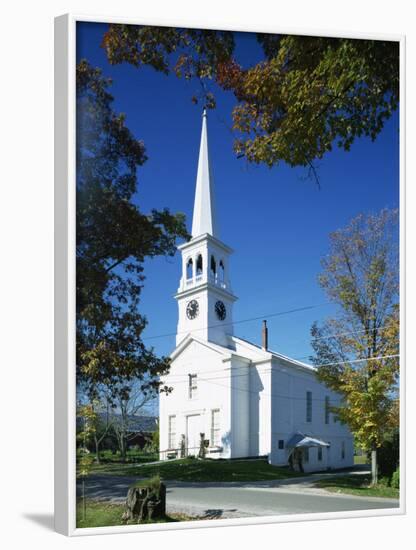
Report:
186,414,202,456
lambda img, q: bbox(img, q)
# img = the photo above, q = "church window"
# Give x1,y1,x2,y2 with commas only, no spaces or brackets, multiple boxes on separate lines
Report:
219,260,225,281
306,391,312,422
168,415,176,449
196,254,203,275
278,439,285,450
325,396,330,424
304,447,309,462
341,441,345,460
186,258,193,279
210,255,216,277
189,374,198,399
211,409,220,446
318,447,323,461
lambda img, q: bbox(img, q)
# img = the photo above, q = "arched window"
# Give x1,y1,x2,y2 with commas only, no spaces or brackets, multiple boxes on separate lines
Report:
196,254,203,275
219,260,225,281
186,258,193,280
210,255,216,277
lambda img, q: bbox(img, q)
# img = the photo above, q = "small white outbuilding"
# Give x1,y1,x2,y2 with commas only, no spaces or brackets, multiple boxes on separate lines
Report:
159,110,354,473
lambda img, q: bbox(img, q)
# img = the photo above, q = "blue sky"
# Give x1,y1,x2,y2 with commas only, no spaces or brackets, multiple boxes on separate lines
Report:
77,22,399,367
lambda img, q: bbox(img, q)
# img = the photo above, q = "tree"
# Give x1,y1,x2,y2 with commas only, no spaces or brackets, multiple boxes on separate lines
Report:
109,379,154,461
102,26,399,182
76,60,189,405
76,404,96,520
102,26,234,109
150,423,159,454
310,209,399,484
83,396,114,463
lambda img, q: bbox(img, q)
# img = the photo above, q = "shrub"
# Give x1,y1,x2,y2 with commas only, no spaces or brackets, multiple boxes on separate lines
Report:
378,476,391,487
151,427,159,451
132,474,161,489
377,430,399,478
391,468,400,489
143,440,158,454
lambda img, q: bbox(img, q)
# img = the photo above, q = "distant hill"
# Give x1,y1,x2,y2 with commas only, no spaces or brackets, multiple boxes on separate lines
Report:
77,413,158,433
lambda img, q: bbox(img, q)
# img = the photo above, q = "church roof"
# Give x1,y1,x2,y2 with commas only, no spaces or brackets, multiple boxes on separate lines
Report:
230,335,315,372
191,109,219,239
171,333,315,374
228,335,270,361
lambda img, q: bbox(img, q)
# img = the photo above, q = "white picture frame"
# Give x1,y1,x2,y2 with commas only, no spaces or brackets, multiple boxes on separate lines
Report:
54,13,406,536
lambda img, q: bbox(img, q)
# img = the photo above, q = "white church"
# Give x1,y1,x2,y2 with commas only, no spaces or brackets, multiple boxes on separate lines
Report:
159,111,354,472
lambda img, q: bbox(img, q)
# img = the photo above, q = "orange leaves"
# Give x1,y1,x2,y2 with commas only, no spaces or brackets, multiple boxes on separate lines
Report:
216,58,244,94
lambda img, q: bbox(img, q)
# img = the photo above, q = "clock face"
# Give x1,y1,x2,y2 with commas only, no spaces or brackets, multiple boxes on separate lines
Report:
186,299,199,320
215,300,226,321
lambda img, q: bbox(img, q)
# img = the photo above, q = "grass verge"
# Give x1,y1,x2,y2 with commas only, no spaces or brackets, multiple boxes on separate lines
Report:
91,458,303,482
314,475,399,499
76,500,198,528
354,455,369,465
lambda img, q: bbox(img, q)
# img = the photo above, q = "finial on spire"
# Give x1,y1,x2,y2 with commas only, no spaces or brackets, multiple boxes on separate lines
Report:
191,109,218,238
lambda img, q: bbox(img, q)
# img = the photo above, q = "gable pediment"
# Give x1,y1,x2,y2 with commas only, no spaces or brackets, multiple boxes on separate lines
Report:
170,334,232,362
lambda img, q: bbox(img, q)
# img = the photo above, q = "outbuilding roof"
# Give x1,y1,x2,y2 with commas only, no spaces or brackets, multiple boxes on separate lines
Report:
286,432,330,448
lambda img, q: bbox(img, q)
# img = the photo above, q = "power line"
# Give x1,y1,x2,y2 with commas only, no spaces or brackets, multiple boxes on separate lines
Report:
162,353,400,384
143,302,331,341
199,376,343,404
157,322,398,377
162,370,344,404
161,354,399,404
143,303,397,356
273,323,396,362
316,354,399,369
310,324,392,343
240,322,394,353
163,353,400,382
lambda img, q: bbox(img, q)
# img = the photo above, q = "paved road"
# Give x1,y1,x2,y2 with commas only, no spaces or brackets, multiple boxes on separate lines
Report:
79,474,399,519
164,484,398,518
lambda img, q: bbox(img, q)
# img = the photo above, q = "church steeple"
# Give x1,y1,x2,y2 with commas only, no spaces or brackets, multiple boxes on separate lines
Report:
191,109,218,239
174,109,237,347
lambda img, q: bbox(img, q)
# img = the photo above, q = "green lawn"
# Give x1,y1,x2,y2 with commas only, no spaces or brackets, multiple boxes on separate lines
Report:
76,500,196,528
354,454,369,465
80,449,159,466
314,475,399,499
91,457,303,482
90,460,158,475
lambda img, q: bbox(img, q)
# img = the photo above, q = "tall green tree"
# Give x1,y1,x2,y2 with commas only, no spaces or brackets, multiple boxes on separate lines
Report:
76,60,189,404
102,26,399,182
310,209,399,484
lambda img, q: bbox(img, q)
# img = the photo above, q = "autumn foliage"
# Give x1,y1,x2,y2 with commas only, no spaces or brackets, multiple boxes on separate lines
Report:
310,209,399,482
102,26,399,181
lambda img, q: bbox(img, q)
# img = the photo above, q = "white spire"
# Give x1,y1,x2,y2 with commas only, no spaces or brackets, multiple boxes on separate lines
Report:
191,109,218,238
